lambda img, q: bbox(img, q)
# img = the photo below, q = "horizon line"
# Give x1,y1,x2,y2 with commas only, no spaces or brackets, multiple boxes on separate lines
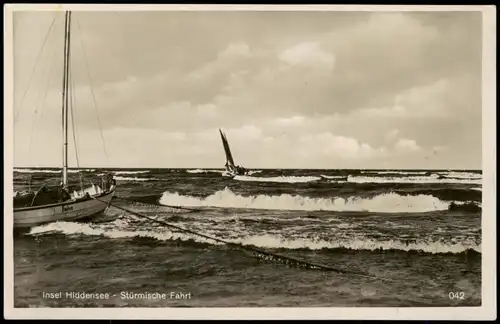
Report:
11,166,483,171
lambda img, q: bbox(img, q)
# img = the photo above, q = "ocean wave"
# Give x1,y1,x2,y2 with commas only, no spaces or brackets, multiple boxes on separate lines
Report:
186,169,224,174
14,168,58,174
27,221,480,255
437,171,482,180
346,175,481,185
232,234,481,254
320,174,348,180
234,175,321,183
360,170,429,175
114,176,156,182
14,168,96,174
159,187,456,213
113,170,149,175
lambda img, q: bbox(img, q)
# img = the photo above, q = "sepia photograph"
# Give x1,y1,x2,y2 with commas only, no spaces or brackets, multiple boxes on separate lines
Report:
4,4,496,320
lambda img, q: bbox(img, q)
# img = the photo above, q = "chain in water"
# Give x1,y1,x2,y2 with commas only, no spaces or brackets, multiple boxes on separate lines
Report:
92,196,399,283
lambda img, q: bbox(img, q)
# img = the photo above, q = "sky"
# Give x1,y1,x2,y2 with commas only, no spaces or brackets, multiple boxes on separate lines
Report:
12,9,483,169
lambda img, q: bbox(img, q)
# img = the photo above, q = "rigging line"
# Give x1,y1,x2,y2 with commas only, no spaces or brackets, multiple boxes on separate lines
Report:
75,17,109,162
14,11,60,125
26,32,60,167
91,196,398,281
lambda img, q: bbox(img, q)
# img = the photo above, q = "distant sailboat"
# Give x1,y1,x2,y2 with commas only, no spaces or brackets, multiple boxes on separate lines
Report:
13,11,116,230
219,129,248,177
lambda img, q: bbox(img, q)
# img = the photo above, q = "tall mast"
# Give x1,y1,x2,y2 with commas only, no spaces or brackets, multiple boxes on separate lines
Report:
61,11,72,187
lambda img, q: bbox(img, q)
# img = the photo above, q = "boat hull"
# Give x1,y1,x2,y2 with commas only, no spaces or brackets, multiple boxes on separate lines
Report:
222,171,248,178
13,188,115,229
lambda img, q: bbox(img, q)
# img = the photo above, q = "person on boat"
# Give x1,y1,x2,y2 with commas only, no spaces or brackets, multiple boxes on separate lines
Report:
234,165,246,175
104,173,115,190
58,182,71,202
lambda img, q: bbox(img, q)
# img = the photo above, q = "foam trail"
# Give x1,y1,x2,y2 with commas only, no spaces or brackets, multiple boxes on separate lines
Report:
28,222,480,254
234,175,321,183
159,187,451,213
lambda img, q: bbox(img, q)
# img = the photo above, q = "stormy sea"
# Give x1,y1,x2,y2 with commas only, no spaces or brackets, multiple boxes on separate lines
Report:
13,168,482,307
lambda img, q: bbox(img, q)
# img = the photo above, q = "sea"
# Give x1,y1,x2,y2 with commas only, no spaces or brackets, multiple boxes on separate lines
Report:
12,167,482,307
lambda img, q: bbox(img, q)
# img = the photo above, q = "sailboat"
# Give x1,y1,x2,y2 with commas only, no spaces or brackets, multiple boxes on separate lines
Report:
13,11,116,230
218,129,248,178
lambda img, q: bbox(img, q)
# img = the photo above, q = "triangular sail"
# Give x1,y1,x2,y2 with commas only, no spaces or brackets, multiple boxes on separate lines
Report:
219,129,235,167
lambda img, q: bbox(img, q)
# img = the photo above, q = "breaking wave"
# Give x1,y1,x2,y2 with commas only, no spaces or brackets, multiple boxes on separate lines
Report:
159,187,455,213
186,169,224,174
320,174,348,180
230,173,481,185
14,168,60,174
114,176,155,182
234,175,321,183
27,221,480,255
113,170,149,175
232,235,481,254
346,175,481,185
14,168,95,173
186,169,261,176
361,170,429,175
437,171,482,179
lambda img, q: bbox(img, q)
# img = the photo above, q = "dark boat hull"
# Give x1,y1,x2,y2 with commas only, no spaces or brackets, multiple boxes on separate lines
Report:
13,187,116,229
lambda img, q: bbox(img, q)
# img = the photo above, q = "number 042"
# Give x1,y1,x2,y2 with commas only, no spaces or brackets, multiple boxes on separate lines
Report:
449,292,465,300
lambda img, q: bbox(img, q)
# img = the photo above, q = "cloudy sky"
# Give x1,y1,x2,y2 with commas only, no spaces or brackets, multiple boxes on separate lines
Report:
12,9,483,169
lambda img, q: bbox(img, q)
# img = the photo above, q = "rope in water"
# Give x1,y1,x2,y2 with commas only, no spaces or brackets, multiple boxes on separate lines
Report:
92,196,394,281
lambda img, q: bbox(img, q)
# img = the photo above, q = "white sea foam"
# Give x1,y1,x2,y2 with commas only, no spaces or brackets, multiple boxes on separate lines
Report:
159,187,452,213
28,221,480,254
14,168,95,173
360,170,429,175
320,174,347,179
231,173,480,184
186,169,261,176
346,175,481,185
186,169,224,174
113,170,149,175
17,169,60,173
436,171,482,179
228,235,481,254
114,176,154,182
234,175,321,183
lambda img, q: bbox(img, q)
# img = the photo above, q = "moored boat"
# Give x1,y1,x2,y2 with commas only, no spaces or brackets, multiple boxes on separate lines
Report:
13,10,116,230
